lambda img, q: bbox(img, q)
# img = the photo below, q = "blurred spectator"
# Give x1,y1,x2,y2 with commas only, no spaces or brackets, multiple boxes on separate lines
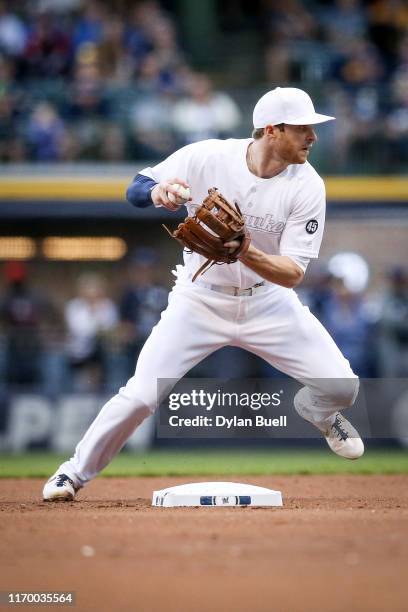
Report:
124,2,155,72
119,249,168,377
334,39,384,92
327,37,385,170
320,0,367,52
124,0,172,75
0,55,25,162
367,0,407,70
262,0,316,43
299,265,334,319
67,44,108,119
64,273,118,392
0,90,25,162
319,85,355,172
65,45,109,158
128,52,179,158
128,99,176,158
58,127,80,161
262,0,317,82
0,262,61,388
172,73,241,144
23,9,72,78
0,1,27,57
136,51,174,93
72,1,106,52
148,15,184,77
264,43,291,84
385,37,408,169
316,276,373,376
100,122,126,161
377,267,408,377
98,16,132,85
26,101,65,161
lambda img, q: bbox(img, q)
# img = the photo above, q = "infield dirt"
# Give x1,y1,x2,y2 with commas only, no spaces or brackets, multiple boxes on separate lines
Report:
1,475,407,612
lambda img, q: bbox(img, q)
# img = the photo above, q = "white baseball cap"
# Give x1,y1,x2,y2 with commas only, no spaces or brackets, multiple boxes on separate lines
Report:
253,87,335,128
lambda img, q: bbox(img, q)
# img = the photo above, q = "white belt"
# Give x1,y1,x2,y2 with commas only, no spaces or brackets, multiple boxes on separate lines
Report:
194,280,266,296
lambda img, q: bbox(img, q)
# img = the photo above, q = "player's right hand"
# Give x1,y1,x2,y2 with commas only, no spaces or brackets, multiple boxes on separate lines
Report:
151,178,191,211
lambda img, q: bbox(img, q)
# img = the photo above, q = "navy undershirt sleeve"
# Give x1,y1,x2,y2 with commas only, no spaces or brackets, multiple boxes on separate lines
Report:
126,174,158,208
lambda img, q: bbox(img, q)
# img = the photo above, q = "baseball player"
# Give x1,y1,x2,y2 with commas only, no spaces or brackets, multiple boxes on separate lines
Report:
43,87,364,502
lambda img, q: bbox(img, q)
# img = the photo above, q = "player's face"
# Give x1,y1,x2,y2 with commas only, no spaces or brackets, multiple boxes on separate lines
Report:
274,124,317,164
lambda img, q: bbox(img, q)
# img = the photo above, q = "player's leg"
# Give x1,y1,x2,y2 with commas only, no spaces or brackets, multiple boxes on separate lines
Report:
238,288,363,458
43,286,233,499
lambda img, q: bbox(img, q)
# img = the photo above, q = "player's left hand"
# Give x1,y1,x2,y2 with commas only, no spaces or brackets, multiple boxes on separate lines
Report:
163,187,251,281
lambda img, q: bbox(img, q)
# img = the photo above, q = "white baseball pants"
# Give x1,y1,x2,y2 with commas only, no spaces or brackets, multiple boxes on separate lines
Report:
60,282,358,487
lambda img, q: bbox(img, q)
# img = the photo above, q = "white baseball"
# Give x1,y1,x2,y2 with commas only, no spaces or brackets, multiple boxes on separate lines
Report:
167,184,191,204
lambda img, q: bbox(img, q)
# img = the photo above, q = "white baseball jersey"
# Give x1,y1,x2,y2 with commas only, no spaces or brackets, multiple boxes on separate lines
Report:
140,138,326,289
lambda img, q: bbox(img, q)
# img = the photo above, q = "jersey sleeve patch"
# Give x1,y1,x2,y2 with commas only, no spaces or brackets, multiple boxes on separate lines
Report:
305,219,318,234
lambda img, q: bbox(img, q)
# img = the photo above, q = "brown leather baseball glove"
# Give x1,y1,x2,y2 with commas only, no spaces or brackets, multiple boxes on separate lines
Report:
164,187,251,281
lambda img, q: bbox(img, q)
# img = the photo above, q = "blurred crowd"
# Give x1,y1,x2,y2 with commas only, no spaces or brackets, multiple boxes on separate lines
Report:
0,0,407,171
299,266,408,378
0,0,242,163
1,255,408,395
0,252,169,394
260,0,408,171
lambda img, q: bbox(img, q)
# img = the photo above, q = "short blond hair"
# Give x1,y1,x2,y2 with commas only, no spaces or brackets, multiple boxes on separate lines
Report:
252,125,285,139
252,127,265,139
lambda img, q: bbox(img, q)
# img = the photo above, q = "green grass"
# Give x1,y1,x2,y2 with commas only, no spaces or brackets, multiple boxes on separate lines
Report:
0,449,407,478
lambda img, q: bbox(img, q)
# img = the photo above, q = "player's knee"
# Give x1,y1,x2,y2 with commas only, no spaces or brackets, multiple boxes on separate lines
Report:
326,377,359,407
119,377,157,415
